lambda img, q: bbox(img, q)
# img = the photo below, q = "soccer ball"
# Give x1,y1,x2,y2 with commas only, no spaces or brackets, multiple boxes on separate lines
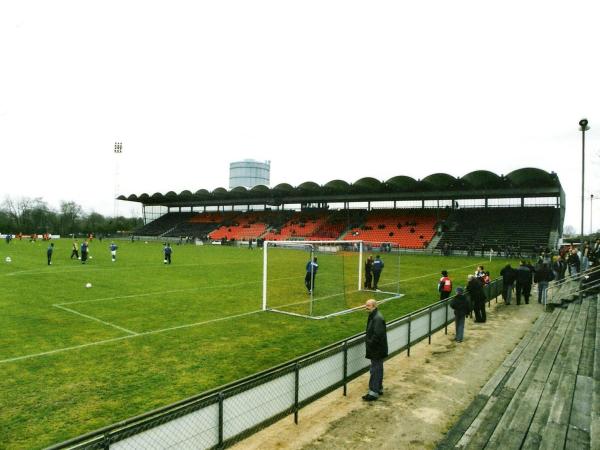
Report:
89,255,93,260
85,283,92,288
5,256,11,263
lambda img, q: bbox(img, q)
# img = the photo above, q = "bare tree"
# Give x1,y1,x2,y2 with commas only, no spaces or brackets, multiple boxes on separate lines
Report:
59,201,83,235
2,196,33,231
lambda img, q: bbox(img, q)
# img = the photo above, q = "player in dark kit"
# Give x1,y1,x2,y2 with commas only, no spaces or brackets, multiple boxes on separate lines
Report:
47,243,54,265
372,255,384,291
305,257,319,294
163,243,172,264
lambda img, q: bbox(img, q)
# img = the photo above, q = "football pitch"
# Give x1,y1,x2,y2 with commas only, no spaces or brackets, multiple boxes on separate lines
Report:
0,239,515,449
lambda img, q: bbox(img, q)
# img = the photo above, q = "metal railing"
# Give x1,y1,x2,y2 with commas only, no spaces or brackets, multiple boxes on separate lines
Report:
48,279,504,450
546,264,600,307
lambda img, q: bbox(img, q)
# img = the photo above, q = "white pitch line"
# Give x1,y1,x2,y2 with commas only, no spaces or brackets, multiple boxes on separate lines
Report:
3,260,251,277
1,309,263,365
56,274,300,306
53,304,138,336
396,261,485,283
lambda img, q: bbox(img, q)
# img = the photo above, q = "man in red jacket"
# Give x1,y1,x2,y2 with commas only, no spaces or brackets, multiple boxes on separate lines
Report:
438,270,453,300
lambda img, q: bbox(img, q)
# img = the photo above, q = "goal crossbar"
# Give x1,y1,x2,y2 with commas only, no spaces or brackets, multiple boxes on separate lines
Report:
261,239,403,319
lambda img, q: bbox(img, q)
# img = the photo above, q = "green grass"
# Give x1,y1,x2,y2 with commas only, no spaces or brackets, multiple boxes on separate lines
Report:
0,238,517,449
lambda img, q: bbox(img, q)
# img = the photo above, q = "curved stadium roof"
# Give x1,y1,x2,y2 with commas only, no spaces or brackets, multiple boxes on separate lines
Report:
118,168,563,206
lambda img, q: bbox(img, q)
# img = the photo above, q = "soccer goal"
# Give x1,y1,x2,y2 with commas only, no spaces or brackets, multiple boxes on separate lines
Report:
262,240,402,319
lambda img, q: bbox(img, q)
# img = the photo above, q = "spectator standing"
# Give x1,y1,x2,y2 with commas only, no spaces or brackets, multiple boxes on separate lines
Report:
450,287,470,342
482,271,491,285
164,243,173,264
582,242,591,272
500,264,516,305
109,242,118,262
47,243,54,265
593,239,600,261
515,260,532,304
475,265,485,279
305,257,318,293
438,270,453,300
372,255,384,291
362,299,388,401
364,256,374,290
567,248,580,277
552,255,566,281
534,263,554,304
467,274,487,322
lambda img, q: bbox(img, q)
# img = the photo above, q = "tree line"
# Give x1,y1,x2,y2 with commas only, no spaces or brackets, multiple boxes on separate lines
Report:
0,197,143,236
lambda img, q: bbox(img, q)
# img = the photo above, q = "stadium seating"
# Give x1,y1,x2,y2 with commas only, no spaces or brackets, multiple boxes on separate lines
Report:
343,209,443,249
209,211,275,241
262,211,331,241
136,207,557,253
134,212,196,236
435,207,556,255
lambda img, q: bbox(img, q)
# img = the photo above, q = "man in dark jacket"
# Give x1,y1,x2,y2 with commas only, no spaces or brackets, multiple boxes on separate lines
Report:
450,287,470,342
500,264,516,305
372,255,384,291
567,248,580,277
363,299,388,401
305,257,319,294
534,263,554,304
552,255,566,281
515,260,532,305
467,275,487,322
364,256,373,289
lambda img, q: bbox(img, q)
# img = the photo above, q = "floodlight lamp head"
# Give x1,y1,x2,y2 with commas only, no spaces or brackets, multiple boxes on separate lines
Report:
579,118,589,130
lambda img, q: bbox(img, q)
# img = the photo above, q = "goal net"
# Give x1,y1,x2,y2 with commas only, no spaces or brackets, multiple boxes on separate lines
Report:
262,240,402,319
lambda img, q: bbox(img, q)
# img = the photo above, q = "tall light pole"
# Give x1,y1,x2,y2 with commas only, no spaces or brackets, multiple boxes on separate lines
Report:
579,119,589,244
591,194,595,235
114,142,123,219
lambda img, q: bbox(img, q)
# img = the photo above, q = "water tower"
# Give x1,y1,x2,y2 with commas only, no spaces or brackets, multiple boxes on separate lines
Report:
229,159,271,189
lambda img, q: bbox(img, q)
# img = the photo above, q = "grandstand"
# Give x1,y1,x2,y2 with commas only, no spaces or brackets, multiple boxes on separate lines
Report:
123,168,565,250
435,206,558,255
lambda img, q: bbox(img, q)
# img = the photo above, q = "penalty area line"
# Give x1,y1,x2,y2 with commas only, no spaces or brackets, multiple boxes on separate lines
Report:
0,309,263,365
53,304,139,336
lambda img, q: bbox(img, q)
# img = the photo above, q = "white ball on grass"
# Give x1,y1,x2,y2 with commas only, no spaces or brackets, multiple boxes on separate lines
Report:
85,282,92,288
5,256,12,263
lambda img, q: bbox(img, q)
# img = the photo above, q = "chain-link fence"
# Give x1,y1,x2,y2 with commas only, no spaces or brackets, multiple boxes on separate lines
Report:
48,279,503,450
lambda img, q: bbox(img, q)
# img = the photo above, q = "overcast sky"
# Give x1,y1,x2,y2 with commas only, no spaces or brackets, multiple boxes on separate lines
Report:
1,1,599,232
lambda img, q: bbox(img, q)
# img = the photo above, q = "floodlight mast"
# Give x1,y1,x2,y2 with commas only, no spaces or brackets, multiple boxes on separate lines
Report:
579,119,589,244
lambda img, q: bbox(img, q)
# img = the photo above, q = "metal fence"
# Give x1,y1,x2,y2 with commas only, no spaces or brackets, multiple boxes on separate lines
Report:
48,279,503,450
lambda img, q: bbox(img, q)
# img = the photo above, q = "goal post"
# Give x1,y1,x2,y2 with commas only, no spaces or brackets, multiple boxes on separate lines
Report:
262,240,402,319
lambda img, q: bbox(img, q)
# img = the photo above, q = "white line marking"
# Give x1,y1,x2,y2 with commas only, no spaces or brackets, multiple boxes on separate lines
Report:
1,260,483,364
55,274,300,306
1,309,263,364
53,304,138,335
3,260,251,277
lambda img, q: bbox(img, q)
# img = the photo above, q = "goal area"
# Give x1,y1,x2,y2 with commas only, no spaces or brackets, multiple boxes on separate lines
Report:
262,240,402,319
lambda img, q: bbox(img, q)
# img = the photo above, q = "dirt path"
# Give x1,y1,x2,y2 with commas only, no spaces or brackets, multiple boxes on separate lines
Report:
234,300,542,450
